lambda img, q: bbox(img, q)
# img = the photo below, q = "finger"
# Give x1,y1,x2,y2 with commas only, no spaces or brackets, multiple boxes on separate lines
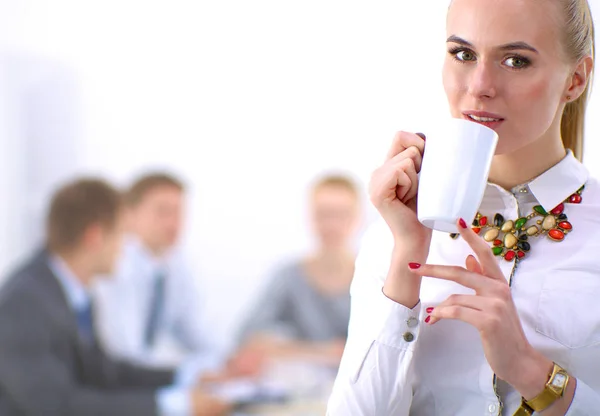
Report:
457,218,504,281
386,131,426,161
370,163,413,208
401,158,419,204
409,263,490,293
465,254,483,275
389,145,423,174
386,157,418,203
426,304,484,329
395,169,412,202
425,293,487,324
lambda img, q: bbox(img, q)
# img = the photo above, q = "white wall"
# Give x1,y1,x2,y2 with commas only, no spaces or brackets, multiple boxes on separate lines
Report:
3,0,600,346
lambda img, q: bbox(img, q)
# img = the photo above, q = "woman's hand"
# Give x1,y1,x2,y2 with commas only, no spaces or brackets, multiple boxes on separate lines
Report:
371,131,431,308
369,131,430,245
409,219,553,399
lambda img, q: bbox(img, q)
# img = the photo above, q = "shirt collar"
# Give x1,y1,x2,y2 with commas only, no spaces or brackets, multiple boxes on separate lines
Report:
513,150,588,211
126,234,172,271
48,255,90,312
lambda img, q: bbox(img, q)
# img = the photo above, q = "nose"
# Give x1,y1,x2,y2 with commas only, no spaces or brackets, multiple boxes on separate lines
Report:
467,61,497,100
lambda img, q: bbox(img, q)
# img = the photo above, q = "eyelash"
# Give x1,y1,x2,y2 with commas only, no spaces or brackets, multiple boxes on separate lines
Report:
447,47,531,70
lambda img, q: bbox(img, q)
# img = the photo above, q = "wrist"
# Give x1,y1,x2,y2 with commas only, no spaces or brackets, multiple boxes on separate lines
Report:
510,347,554,400
383,246,427,308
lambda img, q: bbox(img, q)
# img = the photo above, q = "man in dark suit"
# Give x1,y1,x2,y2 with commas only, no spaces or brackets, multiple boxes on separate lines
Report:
0,178,230,416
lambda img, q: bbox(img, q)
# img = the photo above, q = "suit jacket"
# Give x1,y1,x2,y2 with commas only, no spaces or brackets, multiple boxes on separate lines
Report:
0,251,176,416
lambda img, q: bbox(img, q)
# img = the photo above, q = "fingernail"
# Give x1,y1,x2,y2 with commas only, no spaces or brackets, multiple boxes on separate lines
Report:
416,132,426,141
426,307,434,314
408,262,421,270
459,218,467,229
425,316,431,324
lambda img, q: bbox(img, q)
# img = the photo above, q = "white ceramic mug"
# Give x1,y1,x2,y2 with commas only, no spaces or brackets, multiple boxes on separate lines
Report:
417,118,498,233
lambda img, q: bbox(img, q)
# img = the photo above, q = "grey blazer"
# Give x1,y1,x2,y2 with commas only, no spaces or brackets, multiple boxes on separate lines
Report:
0,250,175,416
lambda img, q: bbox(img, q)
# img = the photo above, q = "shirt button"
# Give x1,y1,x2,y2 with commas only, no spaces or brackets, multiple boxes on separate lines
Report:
403,332,415,342
406,317,419,328
488,403,498,413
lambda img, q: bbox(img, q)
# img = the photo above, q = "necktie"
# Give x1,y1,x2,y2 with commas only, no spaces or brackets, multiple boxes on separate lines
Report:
144,271,166,348
76,301,96,345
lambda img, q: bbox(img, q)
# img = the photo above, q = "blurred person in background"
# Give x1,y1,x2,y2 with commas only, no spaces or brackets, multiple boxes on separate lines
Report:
94,172,260,382
237,174,362,366
0,178,230,416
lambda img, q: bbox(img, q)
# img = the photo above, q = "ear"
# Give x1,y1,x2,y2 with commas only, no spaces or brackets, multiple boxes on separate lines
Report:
564,55,594,102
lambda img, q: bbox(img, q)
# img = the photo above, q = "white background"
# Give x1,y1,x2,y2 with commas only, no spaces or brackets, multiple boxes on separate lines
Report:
1,1,598,346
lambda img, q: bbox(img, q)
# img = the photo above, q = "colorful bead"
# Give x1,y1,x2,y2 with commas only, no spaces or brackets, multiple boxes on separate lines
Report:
533,205,547,215
558,213,568,221
494,214,504,227
558,221,572,230
542,215,557,230
484,229,499,242
548,229,565,241
492,246,503,256
517,241,531,252
504,233,518,249
570,194,582,204
526,225,539,236
504,251,516,261
517,251,526,259
501,220,514,233
479,216,488,226
551,204,564,215
472,227,481,234
515,217,528,230
493,239,502,246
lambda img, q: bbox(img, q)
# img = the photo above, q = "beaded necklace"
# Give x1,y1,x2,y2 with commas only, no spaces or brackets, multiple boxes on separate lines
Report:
450,186,584,261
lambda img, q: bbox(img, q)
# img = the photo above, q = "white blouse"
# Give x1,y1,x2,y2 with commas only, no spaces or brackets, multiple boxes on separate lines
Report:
327,152,600,415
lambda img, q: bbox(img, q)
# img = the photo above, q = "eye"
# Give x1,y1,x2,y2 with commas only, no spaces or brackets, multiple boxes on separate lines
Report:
504,56,530,69
455,50,476,62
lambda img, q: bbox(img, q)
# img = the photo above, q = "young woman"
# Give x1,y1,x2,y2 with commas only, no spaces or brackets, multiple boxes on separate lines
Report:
239,175,361,365
328,0,597,414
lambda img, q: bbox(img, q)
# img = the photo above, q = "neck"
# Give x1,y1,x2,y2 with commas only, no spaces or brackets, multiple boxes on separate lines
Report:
488,131,566,190
312,246,354,268
55,251,95,287
137,236,167,258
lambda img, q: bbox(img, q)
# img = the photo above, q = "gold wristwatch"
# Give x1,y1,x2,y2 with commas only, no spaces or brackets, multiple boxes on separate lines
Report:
513,362,570,416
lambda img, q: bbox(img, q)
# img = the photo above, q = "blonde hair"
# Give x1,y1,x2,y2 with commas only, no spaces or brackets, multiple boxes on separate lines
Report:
311,174,359,198
560,0,595,161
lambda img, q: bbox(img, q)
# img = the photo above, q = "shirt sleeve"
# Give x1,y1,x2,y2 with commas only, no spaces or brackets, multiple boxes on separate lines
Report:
156,387,192,416
565,378,600,415
327,223,422,415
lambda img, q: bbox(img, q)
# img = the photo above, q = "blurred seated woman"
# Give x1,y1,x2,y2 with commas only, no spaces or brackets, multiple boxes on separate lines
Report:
237,174,362,366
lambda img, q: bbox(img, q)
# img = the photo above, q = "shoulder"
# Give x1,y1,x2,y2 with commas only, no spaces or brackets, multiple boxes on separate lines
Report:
261,260,305,291
0,254,53,325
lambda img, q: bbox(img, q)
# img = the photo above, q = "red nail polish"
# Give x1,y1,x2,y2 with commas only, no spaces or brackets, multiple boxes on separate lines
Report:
459,218,467,229
426,307,434,313
408,262,421,269
425,316,431,324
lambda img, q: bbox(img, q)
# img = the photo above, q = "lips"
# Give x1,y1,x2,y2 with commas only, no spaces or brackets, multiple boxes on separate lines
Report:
462,111,505,130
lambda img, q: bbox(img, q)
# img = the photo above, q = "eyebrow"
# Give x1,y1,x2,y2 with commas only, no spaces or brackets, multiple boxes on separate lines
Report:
446,35,539,54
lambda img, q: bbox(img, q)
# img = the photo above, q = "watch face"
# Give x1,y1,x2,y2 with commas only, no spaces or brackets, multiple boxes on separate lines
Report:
551,373,567,389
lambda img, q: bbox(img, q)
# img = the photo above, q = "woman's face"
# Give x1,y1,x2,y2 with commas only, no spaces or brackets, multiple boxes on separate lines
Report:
311,185,360,250
443,0,574,154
